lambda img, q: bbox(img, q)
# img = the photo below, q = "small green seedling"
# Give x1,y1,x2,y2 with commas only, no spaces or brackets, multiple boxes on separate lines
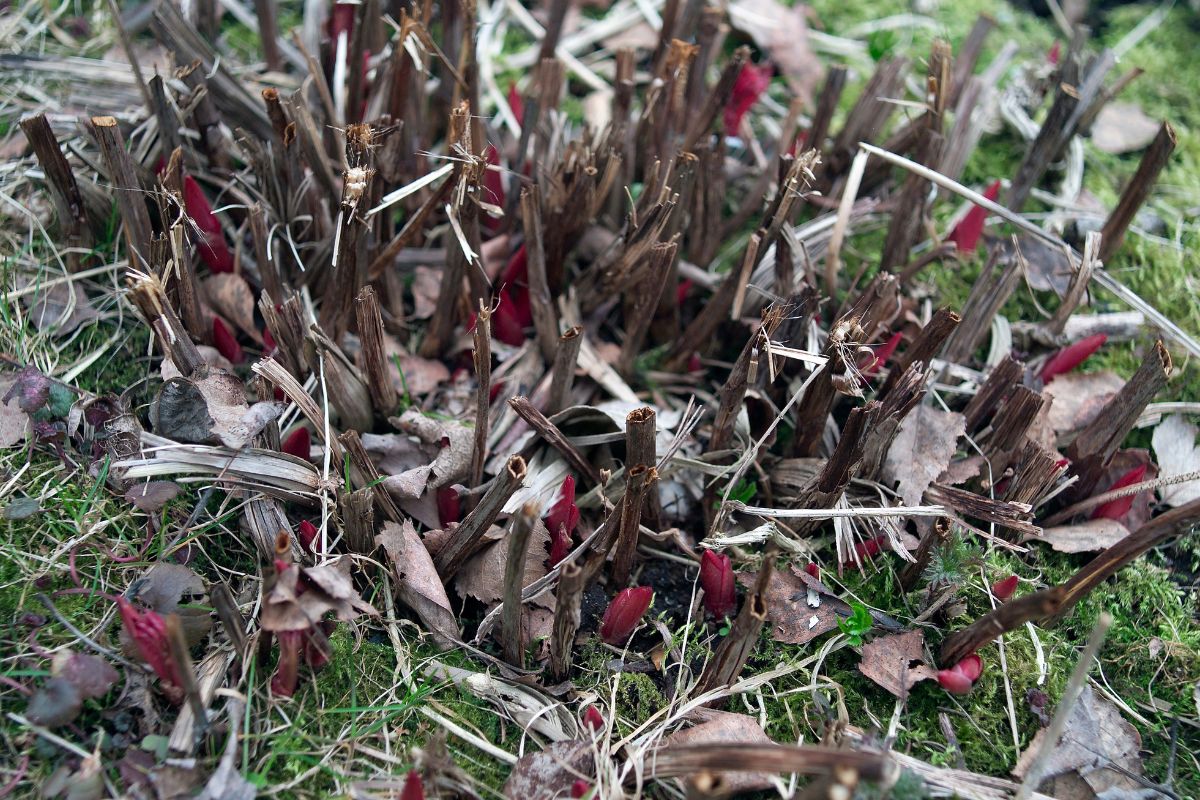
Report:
838,602,873,647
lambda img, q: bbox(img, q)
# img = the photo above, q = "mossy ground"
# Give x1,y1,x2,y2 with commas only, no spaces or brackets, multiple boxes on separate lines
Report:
2,0,1199,796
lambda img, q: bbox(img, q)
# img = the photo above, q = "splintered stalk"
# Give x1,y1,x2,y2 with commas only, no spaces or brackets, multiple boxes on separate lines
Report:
434,455,527,579
547,327,583,415
549,558,587,680
355,286,398,415
508,396,602,485
501,504,536,668
469,300,492,494
610,465,656,586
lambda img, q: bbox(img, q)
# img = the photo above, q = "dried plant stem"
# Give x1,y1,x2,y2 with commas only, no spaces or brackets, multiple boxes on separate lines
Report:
91,116,152,270
1048,232,1098,336
341,488,376,555
547,326,583,415
435,455,527,579
355,286,397,415
653,744,886,782
210,581,247,662
939,586,1068,666
962,356,1023,433
508,396,602,485
941,242,1022,364
549,560,586,680
126,271,204,377
879,309,960,397
520,186,559,361
20,114,92,270
1065,341,1170,497
337,430,403,523
792,403,879,536
164,615,207,736
619,241,678,375
469,301,492,494
611,466,656,586
1099,122,1176,263
694,552,774,703
501,505,537,667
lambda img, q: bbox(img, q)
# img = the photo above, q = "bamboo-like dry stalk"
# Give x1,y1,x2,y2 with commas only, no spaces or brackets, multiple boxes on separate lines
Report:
694,550,774,702
469,300,492,494
508,396,602,485
435,455,527,579
547,327,583,415
501,504,537,667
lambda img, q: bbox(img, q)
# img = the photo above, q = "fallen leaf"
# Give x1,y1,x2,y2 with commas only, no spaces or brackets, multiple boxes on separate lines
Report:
2,365,52,414
3,497,40,519
1151,414,1200,507
1008,233,1075,297
126,562,212,648
22,280,101,335
303,557,381,620
392,409,473,489
728,0,823,102
151,372,279,449
454,519,554,609
0,376,31,448
52,650,118,699
25,677,83,727
377,520,460,645
1095,449,1158,529
383,465,434,500
1013,685,1145,796
602,21,659,51
124,481,182,513
1092,103,1161,155
857,629,937,697
1043,371,1125,434
161,346,233,381
1038,519,1130,553
361,431,434,475
390,352,451,397
203,273,261,343
884,405,965,507
411,266,441,319
939,455,983,486
501,740,594,800
662,710,774,794
747,564,850,645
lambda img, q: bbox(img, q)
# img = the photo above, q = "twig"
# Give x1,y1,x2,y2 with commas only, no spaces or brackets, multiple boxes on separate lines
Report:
694,551,774,703
549,559,586,681
547,326,583,415
435,455,527,579
501,504,537,668
355,286,398,415
164,614,208,741
611,466,656,586
1099,122,1176,263
508,396,602,485
521,186,559,361
470,300,492,493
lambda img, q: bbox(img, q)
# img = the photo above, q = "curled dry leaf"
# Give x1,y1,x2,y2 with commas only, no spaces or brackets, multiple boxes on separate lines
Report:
389,350,451,397
261,557,378,633
126,562,211,648
661,709,774,794
124,481,181,513
303,557,380,620
376,520,460,645
1008,233,1074,297
501,740,594,800
21,280,101,335
455,518,554,609
161,346,234,381
1151,414,1200,507
361,431,434,476
884,405,965,508
1012,685,1145,797
857,629,937,697
1043,371,1125,435
52,649,119,699
1092,103,1161,155
392,409,473,489
203,273,261,343
151,371,280,449
0,376,31,448
744,564,850,645
1037,518,1130,553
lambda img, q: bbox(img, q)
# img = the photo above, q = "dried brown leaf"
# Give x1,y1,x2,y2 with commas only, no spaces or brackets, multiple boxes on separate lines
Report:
361,431,434,475
1043,371,1125,434
22,280,100,335
501,740,594,800
454,518,553,609
124,481,182,512
302,557,380,621
411,266,441,319
393,409,473,489
884,405,965,507
1038,519,1130,553
25,677,82,727
1092,103,1161,155
662,710,774,793
52,650,119,699
377,520,461,645
857,629,936,697
152,371,279,449
128,562,212,648
203,273,261,343
745,564,849,645
0,377,31,448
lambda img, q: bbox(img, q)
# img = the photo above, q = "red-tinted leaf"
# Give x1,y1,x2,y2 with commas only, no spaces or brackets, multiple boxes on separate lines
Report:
804,562,820,580
1041,334,1107,383
548,523,572,568
282,427,311,460
545,476,578,538
946,180,1001,254
298,520,319,553
723,62,773,137
1090,463,1148,521
2,365,51,414
116,597,182,695
182,175,234,273
699,550,737,619
492,291,527,346
599,586,653,645
212,316,244,365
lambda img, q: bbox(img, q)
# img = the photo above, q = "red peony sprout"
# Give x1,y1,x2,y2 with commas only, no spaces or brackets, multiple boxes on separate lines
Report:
581,705,605,732
212,317,244,365
437,486,461,526
571,780,592,799
599,587,653,645
116,596,183,699
182,175,234,273
507,81,525,126
723,62,773,137
859,331,903,381
991,574,1019,602
946,179,1001,254
546,476,579,539
491,291,527,346
282,427,311,460
805,562,821,580
400,770,425,800
1040,334,1107,383
937,652,984,695
1091,464,1148,521
699,550,737,619
297,519,320,554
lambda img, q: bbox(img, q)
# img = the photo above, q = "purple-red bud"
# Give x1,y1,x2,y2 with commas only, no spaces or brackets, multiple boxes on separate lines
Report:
953,653,983,682
991,575,1019,602
282,427,311,460
1091,464,1147,521
545,476,579,539
724,62,772,137
297,520,319,554
400,770,425,800
599,587,653,645
1040,334,1107,383
116,597,182,697
582,705,604,732
571,780,592,798
699,551,737,619
212,317,244,365
437,486,461,526
182,175,234,273
946,180,1001,254
936,668,974,695
548,523,572,569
